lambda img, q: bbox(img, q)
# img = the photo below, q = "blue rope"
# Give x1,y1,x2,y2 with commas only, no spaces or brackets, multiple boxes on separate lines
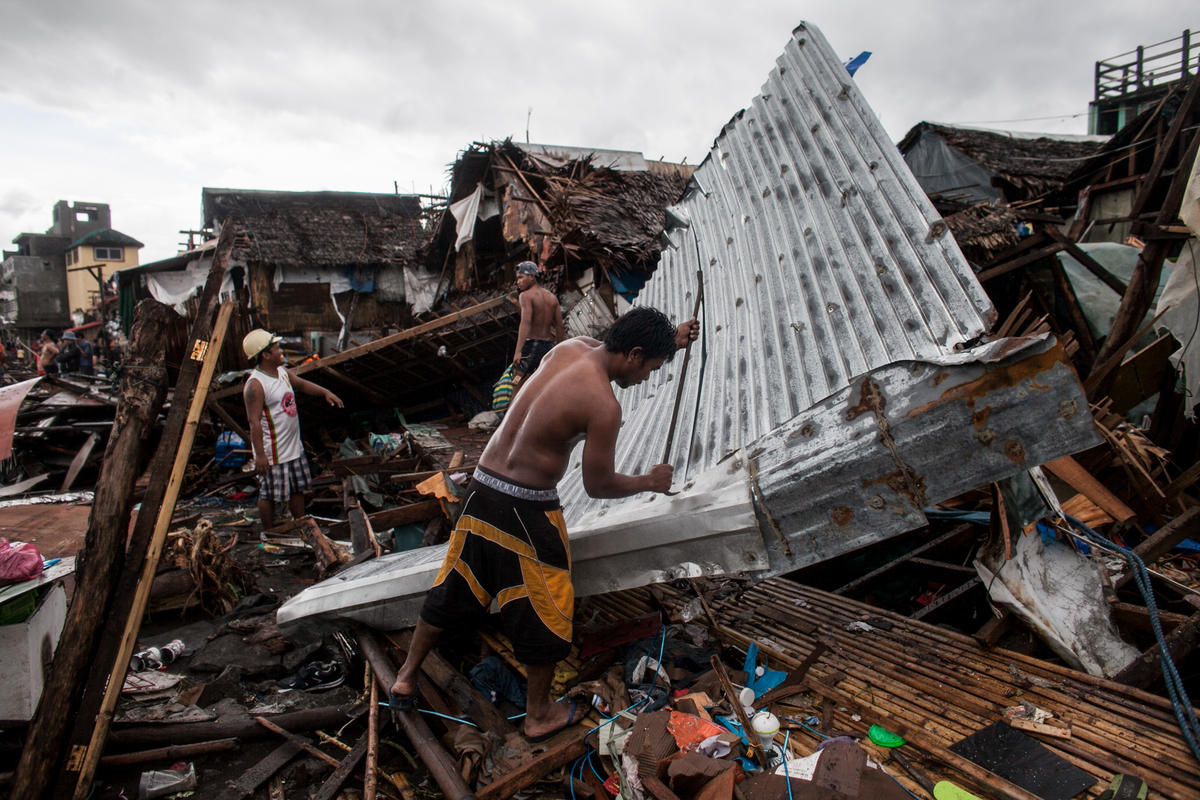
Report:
783,716,830,739
783,729,793,800
377,702,479,728
1063,515,1200,763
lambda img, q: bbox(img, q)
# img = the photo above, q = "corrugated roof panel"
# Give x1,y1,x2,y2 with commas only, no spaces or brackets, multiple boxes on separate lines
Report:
560,22,998,517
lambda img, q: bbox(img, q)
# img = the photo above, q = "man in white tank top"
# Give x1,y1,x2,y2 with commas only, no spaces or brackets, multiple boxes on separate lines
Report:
242,329,343,529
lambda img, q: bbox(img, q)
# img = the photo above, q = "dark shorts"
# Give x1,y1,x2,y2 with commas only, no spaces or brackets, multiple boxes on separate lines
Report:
516,338,554,376
421,466,573,665
257,456,312,502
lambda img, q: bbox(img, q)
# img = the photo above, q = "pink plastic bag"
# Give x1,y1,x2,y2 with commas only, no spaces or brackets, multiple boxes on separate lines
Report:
0,538,44,585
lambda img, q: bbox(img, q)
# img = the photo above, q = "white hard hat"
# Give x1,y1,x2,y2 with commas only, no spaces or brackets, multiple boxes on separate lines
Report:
242,329,281,360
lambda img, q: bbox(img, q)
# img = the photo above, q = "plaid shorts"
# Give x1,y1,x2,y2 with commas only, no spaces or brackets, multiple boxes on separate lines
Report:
258,456,312,502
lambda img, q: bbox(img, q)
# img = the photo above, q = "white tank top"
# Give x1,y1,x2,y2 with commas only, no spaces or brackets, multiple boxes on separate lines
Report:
245,367,303,465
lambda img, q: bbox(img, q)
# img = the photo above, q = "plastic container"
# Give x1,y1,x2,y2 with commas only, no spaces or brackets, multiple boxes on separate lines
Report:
214,431,247,469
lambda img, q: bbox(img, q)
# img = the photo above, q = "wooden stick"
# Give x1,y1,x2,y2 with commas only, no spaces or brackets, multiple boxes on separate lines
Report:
365,673,379,800
662,271,704,464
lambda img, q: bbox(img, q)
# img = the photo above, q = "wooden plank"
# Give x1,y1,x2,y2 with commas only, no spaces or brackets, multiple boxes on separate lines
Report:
477,733,588,800
254,716,340,767
311,733,369,800
1106,333,1175,415
1007,718,1072,739
1164,459,1200,501
206,397,251,444
216,740,302,800
60,432,99,492
1043,455,1137,523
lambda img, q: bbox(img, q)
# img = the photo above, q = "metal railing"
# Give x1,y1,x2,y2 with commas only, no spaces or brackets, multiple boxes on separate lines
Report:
1095,28,1199,100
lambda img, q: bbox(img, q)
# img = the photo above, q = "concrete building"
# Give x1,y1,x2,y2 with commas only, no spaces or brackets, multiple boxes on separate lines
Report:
2,200,143,329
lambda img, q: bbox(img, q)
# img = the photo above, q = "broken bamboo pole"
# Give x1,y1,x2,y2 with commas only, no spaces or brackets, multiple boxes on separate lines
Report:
97,737,239,767
365,671,379,800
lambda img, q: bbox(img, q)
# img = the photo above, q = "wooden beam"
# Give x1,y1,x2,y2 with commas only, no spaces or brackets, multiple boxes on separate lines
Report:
322,365,388,406
215,740,302,800
1044,227,1128,296
910,577,981,621
1043,455,1137,523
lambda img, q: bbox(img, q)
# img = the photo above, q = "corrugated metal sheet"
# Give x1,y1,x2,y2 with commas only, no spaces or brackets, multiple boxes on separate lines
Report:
558,21,1001,518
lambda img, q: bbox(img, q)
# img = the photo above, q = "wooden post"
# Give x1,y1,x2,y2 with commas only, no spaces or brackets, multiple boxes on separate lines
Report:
69,300,235,799
10,299,176,800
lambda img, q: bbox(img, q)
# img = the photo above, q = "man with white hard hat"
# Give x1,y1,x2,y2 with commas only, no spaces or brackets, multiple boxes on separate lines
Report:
242,329,343,529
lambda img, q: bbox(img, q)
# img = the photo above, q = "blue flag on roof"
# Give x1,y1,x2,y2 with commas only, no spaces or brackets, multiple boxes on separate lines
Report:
844,50,872,76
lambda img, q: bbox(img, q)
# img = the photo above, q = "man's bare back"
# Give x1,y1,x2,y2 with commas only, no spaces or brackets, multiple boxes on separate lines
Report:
520,285,562,342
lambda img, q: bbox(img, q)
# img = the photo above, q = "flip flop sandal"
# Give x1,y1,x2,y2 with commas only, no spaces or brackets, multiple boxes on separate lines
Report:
525,698,586,744
387,691,416,712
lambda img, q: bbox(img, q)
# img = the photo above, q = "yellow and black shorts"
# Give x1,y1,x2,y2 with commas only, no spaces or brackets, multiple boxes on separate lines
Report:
420,466,573,665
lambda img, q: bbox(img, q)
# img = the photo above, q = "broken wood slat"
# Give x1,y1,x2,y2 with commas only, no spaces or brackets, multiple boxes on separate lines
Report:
11,301,177,800
98,737,239,767
1165,459,1200,501
1109,601,1190,633
59,432,99,492
254,716,340,768
65,300,237,800
1113,608,1200,689
1006,718,1072,739
1106,333,1178,415
311,732,369,800
908,557,977,574
834,524,974,595
1048,255,1098,367
365,672,380,800
216,740,303,800
1043,455,1137,523
756,639,830,707
1043,227,1128,296
976,240,1064,283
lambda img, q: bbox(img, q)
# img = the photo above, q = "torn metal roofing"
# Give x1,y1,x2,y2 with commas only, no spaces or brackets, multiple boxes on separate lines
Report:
278,22,1100,631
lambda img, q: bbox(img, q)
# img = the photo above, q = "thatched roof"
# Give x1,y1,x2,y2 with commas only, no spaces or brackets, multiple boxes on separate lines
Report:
899,122,1105,200
202,188,430,267
433,140,693,279
943,202,1023,265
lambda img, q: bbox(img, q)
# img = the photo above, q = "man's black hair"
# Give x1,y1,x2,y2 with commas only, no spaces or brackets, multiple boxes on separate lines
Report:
604,307,677,362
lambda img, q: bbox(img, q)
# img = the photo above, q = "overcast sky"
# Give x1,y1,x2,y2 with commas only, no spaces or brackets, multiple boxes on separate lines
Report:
1,1,1192,263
